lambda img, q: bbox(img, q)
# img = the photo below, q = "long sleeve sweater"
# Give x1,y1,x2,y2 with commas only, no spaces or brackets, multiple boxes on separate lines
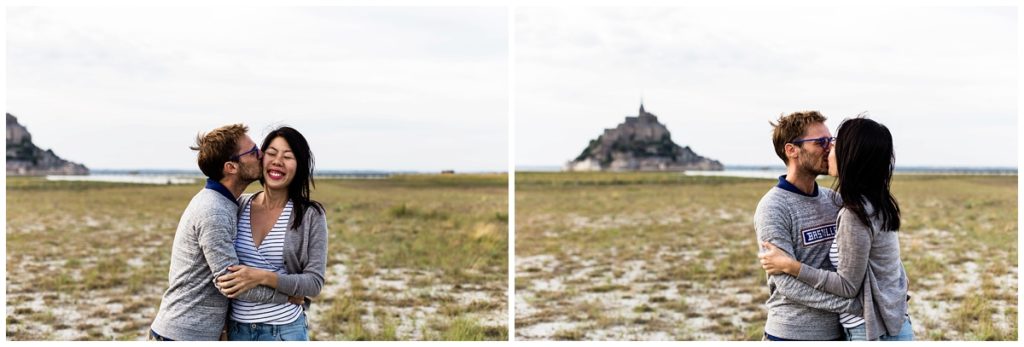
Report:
151,185,288,340
754,176,862,340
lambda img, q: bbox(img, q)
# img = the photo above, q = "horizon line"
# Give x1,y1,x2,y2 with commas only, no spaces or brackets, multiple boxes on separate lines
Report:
515,164,1020,170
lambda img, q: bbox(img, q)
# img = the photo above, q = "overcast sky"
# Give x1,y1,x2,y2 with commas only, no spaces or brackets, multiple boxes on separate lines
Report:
7,6,508,172
515,6,1017,168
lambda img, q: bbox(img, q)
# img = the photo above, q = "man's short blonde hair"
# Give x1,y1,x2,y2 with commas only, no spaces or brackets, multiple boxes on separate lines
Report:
190,124,248,181
771,111,827,164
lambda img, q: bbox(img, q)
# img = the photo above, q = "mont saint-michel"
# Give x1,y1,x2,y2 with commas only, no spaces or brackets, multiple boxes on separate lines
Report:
6,113,89,176
566,104,723,172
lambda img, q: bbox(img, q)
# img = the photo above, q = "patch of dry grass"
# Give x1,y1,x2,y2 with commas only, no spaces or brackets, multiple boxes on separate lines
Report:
6,174,508,341
514,172,1016,341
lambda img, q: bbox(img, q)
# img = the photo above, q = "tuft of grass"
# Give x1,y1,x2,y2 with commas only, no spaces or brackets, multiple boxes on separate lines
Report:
494,212,508,222
633,304,655,313
552,328,585,340
373,311,399,341
438,318,507,341
587,284,629,293
387,203,450,220
514,277,530,290
661,298,690,314
953,294,1013,340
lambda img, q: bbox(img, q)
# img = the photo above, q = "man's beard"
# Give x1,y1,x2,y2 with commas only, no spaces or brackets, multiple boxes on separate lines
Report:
239,162,262,183
799,151,828,176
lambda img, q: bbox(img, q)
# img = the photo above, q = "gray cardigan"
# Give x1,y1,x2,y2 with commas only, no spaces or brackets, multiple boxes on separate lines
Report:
796,203,909,340
237,192,328,310
151,189,289,341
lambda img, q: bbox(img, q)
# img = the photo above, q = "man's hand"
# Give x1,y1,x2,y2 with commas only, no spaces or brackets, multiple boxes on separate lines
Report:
217,265,270,298
759,241,801,276
288,295,305,305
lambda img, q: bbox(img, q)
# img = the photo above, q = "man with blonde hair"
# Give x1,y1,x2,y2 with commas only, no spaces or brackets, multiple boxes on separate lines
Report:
150,124,290,341
754,111,861,340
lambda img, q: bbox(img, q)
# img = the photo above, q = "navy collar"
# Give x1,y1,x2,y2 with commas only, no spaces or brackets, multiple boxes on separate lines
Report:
776,175,818,197
205,178,238,205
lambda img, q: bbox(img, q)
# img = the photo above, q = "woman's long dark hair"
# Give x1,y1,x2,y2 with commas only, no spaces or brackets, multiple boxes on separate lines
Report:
259,126,324,230
833,117,901,231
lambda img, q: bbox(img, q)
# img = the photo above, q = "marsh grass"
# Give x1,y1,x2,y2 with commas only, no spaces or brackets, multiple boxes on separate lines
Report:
438,317,508,340
552,328,585,340
515,172,1016,340
6,174,508,340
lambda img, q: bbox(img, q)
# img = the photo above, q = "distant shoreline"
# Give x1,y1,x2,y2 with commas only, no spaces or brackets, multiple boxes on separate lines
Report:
84,169,506,176
11,166,1015,187
515,165,1018,176
26,170,508,185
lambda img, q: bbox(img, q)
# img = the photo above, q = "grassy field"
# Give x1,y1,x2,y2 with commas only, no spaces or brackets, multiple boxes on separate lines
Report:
5,174,508,341
514,172,1017,341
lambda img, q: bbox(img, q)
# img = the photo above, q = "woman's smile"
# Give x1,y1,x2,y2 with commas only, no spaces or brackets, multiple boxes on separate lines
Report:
266,168,286,181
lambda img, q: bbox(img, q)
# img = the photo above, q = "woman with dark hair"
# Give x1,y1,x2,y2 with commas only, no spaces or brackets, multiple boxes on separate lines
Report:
759,117,913,341
214,126,328,341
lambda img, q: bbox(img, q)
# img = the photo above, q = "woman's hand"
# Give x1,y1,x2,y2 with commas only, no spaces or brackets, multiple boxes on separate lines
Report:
217,265,272,298
759,241,801,276
288,296,305,305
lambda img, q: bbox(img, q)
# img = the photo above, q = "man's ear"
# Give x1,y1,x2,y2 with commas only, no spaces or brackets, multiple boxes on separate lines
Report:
223,161,238,177
784,143,800,160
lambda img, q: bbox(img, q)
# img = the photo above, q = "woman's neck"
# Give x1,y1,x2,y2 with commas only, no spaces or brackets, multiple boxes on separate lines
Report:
259,188,289,209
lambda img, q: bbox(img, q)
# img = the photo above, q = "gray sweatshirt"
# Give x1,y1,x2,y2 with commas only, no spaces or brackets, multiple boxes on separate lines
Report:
796,202,909,340
237,192,329,310
754,177,862,340
151,186,288,340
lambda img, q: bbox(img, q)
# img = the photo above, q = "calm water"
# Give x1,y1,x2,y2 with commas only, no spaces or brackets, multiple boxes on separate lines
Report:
44,170,397,185
46,175,199,185
517,165,1017,177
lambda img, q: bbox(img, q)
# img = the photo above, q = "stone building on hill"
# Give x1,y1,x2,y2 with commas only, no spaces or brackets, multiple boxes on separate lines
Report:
6,113,89,176
566,104,723,172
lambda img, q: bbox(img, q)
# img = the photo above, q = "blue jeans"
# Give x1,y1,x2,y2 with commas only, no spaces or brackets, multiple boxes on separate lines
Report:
227,312,309,341
844,316,914,341
149,329,174,341
764,332,844,341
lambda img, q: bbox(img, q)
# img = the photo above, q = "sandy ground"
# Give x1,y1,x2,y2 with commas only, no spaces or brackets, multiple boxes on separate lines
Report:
7,249,506,341
7,177,509,341
515,206,1017,340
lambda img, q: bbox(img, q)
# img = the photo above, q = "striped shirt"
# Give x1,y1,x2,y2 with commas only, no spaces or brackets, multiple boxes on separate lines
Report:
830,239,866,328
230,201,303,325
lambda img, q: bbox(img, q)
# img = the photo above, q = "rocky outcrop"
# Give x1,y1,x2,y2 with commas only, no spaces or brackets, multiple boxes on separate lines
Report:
7,113,89,176
566,105,723,172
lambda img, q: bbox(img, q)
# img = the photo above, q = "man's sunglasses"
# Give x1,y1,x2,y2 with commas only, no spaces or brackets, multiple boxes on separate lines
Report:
790,136,835,149
230,144,261,161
